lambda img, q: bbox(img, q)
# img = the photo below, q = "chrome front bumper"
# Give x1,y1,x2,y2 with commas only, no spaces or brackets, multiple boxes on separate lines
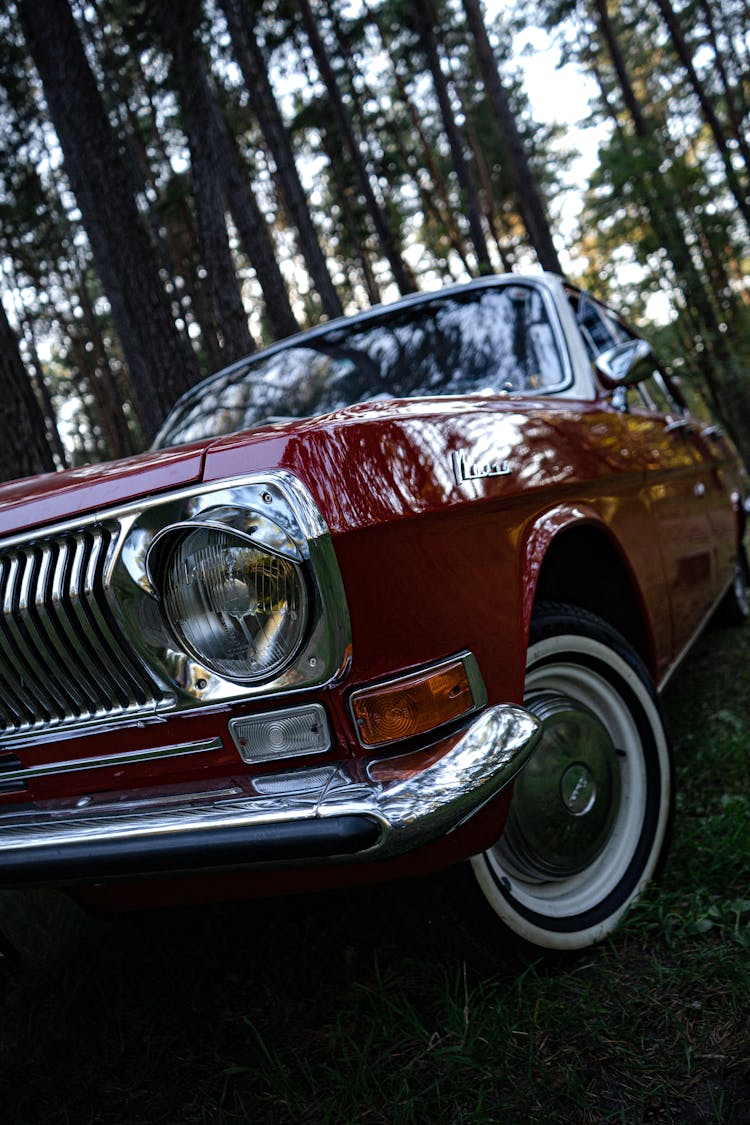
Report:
0,705,542,885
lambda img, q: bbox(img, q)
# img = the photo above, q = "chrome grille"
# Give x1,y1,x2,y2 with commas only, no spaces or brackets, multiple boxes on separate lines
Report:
0,751,26,793
0,525,170,741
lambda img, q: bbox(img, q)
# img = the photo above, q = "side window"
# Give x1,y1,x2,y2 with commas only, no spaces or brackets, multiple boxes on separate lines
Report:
634,369,688,417
567,288,690,418
574,293,630,360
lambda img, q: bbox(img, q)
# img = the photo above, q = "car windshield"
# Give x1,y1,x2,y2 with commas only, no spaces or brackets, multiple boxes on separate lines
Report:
155,284,567,448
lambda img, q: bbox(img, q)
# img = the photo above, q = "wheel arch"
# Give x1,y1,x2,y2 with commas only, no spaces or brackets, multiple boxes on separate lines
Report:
522,508,656,678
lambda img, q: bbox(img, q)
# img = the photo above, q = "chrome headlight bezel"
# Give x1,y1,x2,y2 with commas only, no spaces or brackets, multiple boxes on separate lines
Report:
107,471,351,710
147,512,310,684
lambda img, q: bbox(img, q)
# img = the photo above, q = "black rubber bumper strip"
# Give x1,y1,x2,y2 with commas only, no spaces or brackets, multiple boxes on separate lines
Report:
0,816,381,885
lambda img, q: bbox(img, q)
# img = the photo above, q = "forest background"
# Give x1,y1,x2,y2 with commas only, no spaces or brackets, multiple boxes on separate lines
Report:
0,0,748,484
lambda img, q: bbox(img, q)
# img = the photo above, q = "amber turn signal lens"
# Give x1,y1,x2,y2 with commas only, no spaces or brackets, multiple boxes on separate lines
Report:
352,659,476,747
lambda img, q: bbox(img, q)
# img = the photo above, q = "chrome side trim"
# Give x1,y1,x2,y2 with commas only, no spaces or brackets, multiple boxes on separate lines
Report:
0,704,542,878
0,737,223,784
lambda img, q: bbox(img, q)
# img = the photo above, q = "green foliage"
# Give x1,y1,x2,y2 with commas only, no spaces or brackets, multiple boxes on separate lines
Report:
535,0,750,452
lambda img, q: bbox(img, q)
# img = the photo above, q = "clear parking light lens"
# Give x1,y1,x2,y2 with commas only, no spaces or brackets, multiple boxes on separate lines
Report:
163,527,307,681
229,704,331,764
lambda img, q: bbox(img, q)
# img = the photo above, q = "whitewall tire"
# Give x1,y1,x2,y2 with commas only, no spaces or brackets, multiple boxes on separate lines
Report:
466,603,673,956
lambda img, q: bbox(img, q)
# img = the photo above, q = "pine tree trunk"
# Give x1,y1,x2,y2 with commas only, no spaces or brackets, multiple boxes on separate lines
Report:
0,260,69,467
0,301,56,483
220,0,343,320
297,0,417,295
338,0,472,272
23,327,69,468
213,104,299,339
154,0,255,364
453,82,513,269
461,0,562,274
654,0,750,230
698,0,750,176
18,0,200,440
414,0,492,274
319,125,383,304
76,271,136,459
592,0,750,456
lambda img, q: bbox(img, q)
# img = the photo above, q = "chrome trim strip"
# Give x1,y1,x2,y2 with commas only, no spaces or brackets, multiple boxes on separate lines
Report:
0,737,223,784
0,704,542,872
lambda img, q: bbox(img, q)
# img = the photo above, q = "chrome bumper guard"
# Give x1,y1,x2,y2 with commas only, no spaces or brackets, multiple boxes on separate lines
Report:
0,705,541,885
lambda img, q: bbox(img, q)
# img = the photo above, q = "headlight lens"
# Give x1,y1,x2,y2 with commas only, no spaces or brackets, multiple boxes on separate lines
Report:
162,526,307,682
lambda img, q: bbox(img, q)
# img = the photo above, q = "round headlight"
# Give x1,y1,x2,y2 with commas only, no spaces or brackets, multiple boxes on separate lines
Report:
162,526,307,682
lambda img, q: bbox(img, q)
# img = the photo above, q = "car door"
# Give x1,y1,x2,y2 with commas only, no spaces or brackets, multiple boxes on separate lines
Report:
629,382,720,653
682,410,742,590
575,294,718,655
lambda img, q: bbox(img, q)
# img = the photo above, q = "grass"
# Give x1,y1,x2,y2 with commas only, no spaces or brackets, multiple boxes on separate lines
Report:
1,622,749,1123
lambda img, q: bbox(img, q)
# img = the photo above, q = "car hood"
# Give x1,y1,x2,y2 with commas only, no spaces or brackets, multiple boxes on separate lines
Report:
0,445,207,539
0,393,601,541
0,399,447,539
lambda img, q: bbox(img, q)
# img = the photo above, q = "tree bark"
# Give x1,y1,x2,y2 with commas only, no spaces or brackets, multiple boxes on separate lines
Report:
0,300,56,483
654,0,750,230
18,0,201,440
154,0,255,364
376,21,474,268
697,0,750,179
75,269,136,459
453,80,514,269
213,103,299,339
220,0,343,319
297,0,417,295
414,0,493,273
461,0,563,274
592,0,750,453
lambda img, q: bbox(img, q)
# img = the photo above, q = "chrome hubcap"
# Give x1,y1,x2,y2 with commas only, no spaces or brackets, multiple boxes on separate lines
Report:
560,762,597,815
498,692,621,881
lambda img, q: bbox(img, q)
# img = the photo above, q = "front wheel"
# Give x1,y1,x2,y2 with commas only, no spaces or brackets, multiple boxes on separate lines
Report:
466,603,673,957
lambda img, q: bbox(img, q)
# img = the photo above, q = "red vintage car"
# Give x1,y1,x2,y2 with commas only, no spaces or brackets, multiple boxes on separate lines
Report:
0,274,746,959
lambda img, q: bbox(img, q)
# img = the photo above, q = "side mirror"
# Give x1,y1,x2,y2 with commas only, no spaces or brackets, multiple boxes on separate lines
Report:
594,339,653,390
